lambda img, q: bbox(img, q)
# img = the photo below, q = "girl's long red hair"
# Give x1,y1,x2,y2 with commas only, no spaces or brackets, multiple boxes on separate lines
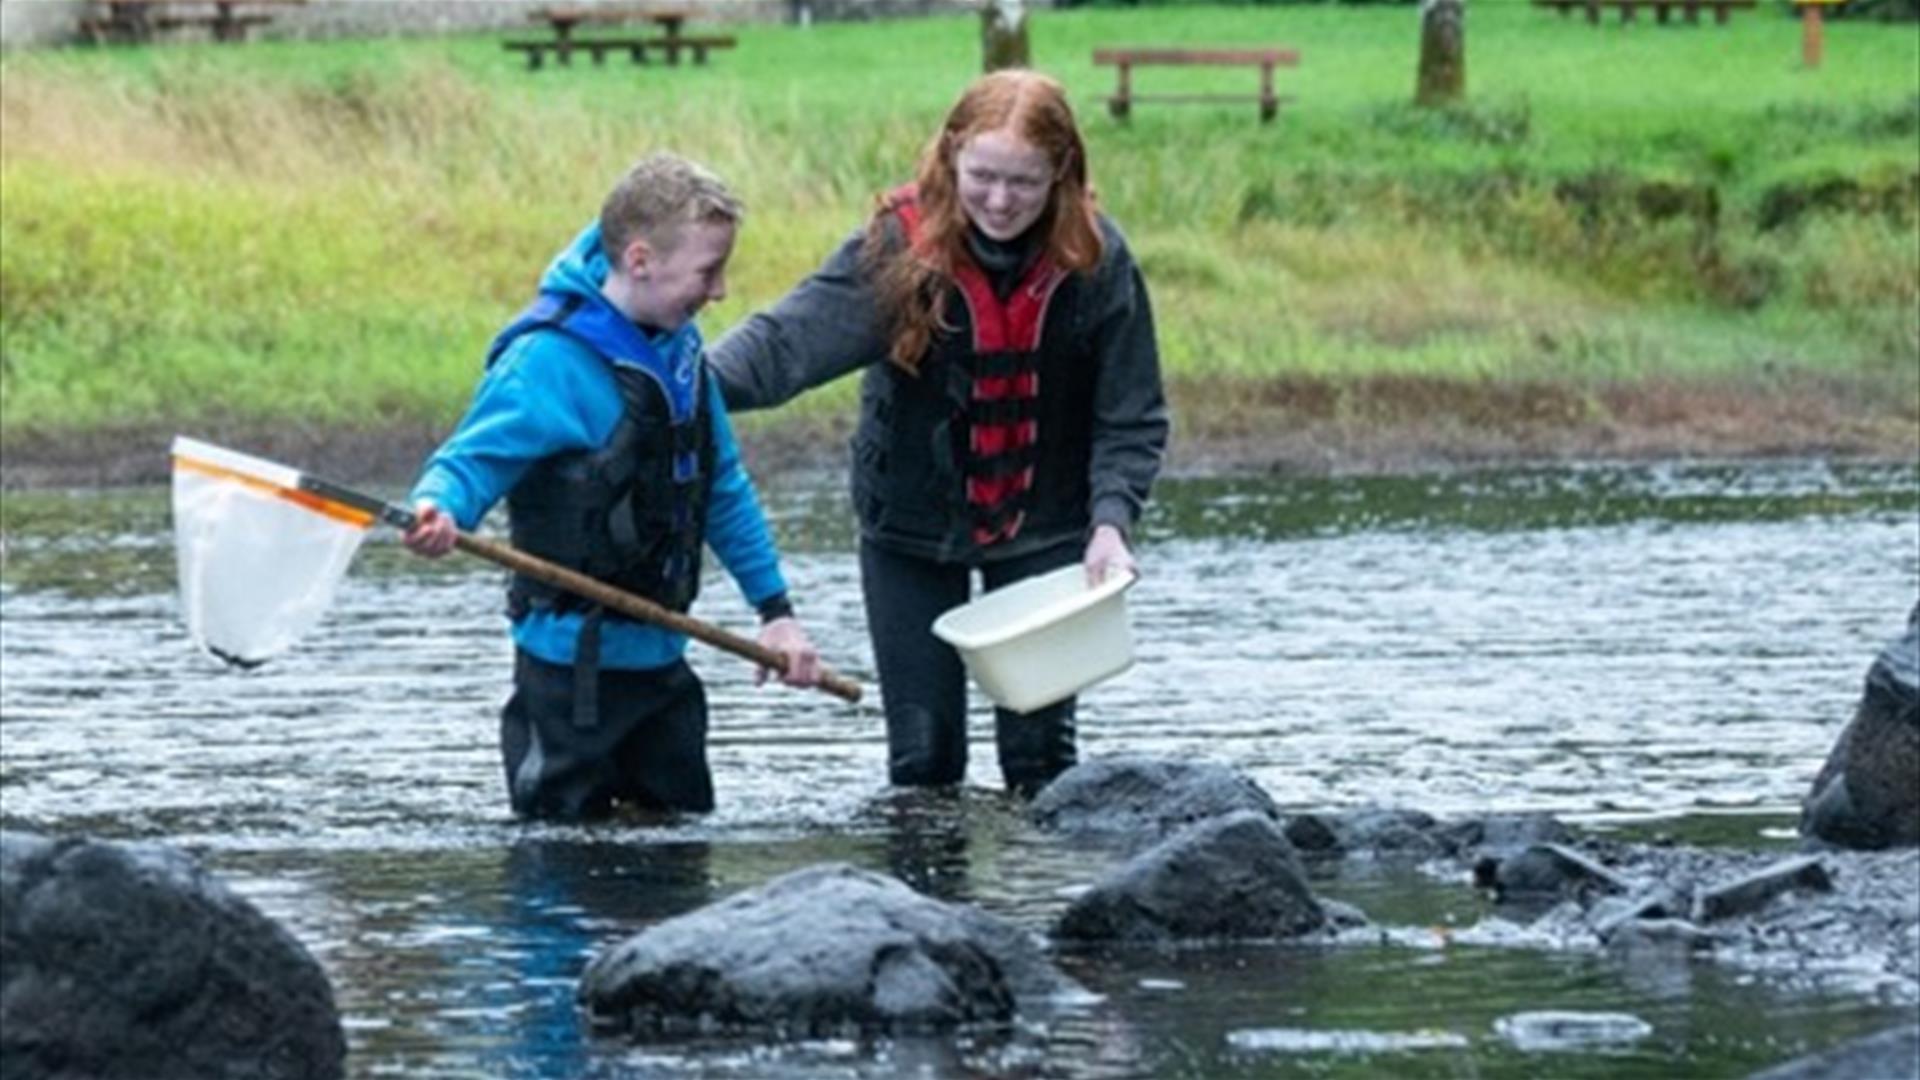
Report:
865,70,1103,374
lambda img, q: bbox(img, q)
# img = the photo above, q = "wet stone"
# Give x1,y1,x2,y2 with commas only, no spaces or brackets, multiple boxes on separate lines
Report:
1281,813,1344,855
1493,1010,1654,1052
1434,813,1573,860
1226,1028,1471,1054
0,831,345,1080
1054,811,1327,943
1479,843,1636,903
577,863,1073,1038
1603,917,1719,953
1283,807,1443,858
1693,856,1834,923
1495,841,1918,1002
1801,602,1920,850
1318,898,1373,930
1286,810,1572,863
1029,756,1279,837
1589,884,1691,942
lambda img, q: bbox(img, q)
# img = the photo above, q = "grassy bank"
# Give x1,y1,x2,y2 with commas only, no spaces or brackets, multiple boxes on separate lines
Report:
1,3,1915,481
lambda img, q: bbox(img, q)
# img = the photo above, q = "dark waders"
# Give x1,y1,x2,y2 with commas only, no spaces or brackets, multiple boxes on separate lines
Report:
501,649,713,819
860,538,1079,796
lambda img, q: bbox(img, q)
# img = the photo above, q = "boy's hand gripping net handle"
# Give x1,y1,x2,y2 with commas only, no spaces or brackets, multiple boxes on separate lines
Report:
320,482,863,704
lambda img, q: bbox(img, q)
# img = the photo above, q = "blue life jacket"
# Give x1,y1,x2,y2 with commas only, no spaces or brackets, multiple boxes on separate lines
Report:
488,291,716,622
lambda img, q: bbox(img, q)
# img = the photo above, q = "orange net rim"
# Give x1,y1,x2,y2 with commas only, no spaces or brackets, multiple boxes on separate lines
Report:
173,454,376,530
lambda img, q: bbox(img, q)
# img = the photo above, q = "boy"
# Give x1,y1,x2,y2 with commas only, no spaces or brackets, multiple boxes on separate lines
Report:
404,152,820,820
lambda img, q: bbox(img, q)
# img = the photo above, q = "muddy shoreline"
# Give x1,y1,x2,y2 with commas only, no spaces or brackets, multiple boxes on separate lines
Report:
4,375,1915,490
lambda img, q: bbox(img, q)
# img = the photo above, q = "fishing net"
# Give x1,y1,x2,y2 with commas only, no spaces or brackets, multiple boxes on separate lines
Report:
170,436,374,667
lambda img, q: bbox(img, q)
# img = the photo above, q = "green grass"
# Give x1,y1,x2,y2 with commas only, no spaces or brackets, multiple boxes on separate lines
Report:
1,3,1915,441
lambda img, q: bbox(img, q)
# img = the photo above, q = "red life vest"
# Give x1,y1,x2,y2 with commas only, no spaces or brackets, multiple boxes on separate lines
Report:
891,185,1070,546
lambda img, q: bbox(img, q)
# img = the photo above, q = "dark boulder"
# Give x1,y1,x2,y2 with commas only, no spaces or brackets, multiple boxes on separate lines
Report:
1285,807,1442,858
1474,843,1635,904
1284,809,1571,863
1054,811,1326,943
578,863,1073,1038
1433,813,1573,860
1802,603,1920,850
0,832,345,1080
1029,756,1278,836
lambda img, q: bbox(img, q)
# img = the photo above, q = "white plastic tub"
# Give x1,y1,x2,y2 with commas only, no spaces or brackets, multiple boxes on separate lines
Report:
930,564,1138,714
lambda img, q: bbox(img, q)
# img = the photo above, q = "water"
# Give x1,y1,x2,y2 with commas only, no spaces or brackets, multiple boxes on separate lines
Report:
3,460,1916,1077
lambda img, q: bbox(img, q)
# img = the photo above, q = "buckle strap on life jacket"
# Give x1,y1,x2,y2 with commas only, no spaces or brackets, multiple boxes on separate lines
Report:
963,348,1041,546
573,606,603,730
970,419,1038,459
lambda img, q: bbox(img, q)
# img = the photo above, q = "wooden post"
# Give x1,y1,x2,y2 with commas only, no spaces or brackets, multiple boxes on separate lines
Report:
1415,0,1465,107
1801,3,1825,69
981,0,1030,72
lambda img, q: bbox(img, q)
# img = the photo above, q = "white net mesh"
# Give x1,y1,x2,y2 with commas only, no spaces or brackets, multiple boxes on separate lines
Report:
171,437,372,666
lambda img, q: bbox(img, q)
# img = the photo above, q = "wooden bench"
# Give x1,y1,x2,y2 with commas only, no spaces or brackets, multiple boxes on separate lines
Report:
155,10,272,40
1532,0,1756,25
503,33,736,70
510,6,730,69
1092,47,1299,124
78,0,294,44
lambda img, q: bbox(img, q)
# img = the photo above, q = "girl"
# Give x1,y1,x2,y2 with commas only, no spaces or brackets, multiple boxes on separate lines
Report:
712,71,1168,796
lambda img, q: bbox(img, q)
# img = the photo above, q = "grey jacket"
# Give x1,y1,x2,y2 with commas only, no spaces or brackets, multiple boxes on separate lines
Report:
711,213,1169,563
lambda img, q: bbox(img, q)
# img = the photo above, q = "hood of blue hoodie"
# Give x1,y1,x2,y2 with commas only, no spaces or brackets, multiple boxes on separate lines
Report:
540,222,615,302
512,222,704,423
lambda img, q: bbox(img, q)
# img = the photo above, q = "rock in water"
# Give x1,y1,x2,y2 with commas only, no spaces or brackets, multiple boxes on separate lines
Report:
578,863,1073,1038
1030,756,1278,836
1494,1011,1653,1052
1055,811,1326,942
1802,603,1920,849
0,832,345,1080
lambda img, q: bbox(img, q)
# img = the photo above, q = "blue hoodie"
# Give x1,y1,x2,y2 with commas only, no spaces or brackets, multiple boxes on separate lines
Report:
409,223,789,671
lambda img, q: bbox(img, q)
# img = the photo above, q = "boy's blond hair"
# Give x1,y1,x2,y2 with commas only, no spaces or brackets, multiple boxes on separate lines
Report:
601,151,744,259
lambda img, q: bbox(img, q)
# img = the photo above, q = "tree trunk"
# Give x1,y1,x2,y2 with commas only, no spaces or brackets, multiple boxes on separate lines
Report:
981,0,1030,72
1416,0,1466,107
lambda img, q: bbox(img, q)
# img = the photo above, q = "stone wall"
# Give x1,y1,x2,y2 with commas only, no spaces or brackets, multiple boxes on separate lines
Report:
1,0,984,49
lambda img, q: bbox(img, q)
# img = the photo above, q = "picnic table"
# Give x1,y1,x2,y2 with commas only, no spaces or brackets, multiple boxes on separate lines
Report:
507,5,734,69
534,5,689,44
78,0,299,44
